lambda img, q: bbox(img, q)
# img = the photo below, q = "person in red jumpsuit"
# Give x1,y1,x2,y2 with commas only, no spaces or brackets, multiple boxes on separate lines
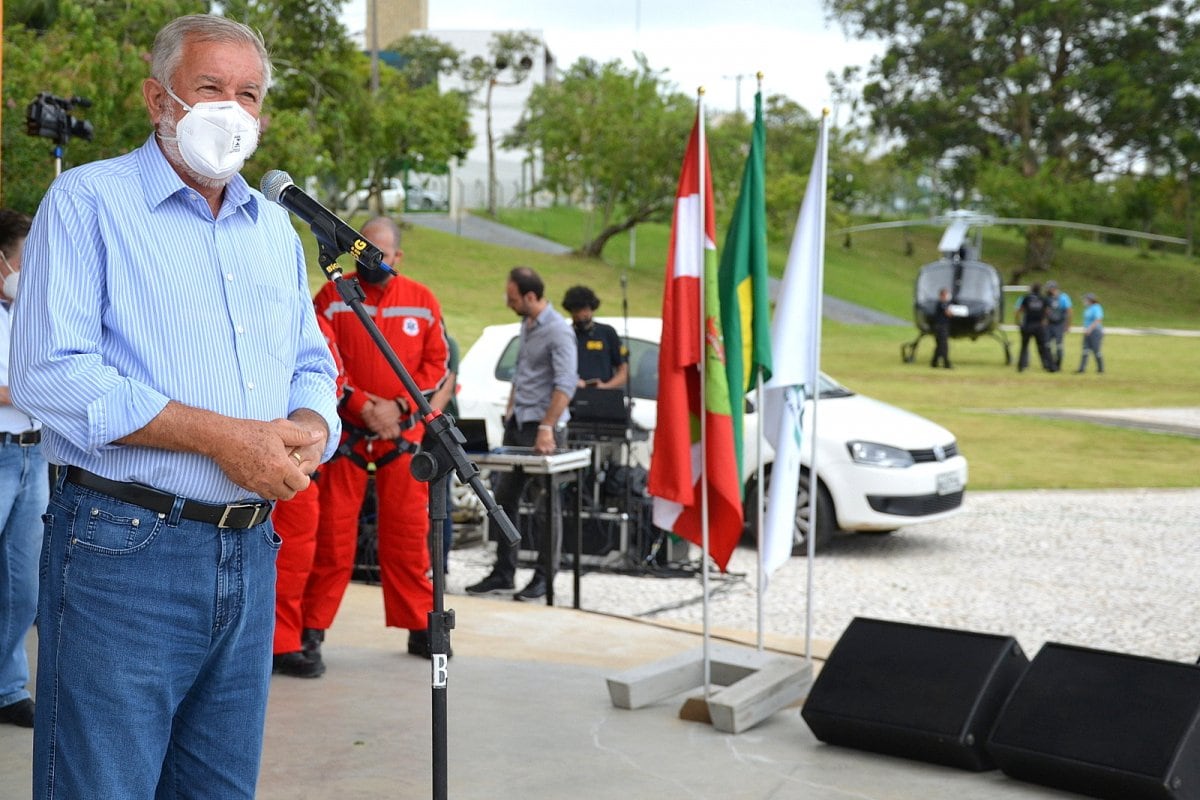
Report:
304,216,449,661
271,315,345,678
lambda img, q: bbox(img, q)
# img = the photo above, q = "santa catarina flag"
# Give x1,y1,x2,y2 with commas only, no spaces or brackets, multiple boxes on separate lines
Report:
718,89,772,480
647,110,744,571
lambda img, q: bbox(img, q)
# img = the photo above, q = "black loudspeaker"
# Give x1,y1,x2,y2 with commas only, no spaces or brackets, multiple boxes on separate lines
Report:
987,643,1200,800
801,617,1028,771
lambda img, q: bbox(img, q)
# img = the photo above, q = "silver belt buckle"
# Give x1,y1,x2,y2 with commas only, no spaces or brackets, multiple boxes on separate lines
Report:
218,502,259,529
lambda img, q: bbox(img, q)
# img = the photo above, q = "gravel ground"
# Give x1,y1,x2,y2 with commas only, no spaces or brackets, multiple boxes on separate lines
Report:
445,488,1200,663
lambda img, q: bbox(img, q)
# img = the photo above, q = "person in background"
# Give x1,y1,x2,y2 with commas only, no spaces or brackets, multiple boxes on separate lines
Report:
1045,280,1073,372
271,315,345,678
561,285,628,388
9,15,339,798
931,286,953,369
466,267,577,601
1015,281,1055,372
1075,292,1105,373
305,216,449,661
0,209,45,729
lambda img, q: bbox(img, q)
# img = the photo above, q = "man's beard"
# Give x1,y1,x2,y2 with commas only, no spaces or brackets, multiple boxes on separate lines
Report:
157,110,231,191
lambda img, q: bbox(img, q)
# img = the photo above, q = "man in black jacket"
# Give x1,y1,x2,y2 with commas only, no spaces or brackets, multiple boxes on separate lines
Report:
1015,282,1055,372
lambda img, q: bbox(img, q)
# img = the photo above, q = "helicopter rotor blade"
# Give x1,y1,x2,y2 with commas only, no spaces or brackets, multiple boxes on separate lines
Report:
833,214,1185,246
988,218,1188,246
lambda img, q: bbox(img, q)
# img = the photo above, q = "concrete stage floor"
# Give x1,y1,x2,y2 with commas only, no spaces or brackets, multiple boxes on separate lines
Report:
0,583,1082,799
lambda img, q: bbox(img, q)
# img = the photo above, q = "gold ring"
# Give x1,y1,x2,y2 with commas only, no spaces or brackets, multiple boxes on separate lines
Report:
290,450,303,465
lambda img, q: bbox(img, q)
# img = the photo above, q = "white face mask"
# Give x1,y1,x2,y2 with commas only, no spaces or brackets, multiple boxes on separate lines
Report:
162,86,260,181
0,251,17,300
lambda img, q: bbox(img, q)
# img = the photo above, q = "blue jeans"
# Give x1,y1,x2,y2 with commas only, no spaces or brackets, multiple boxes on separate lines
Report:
0,442,47,708
34,475,281,799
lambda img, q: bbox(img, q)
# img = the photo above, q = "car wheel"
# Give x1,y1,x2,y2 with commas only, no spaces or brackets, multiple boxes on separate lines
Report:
794,472,836,554
740,469,837,554
422,198,433,210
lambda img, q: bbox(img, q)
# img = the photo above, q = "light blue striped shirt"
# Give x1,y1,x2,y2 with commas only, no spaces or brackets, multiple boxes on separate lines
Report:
10,135,339,503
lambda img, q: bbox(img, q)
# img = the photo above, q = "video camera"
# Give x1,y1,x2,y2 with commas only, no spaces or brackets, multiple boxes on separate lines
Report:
25,92,95,145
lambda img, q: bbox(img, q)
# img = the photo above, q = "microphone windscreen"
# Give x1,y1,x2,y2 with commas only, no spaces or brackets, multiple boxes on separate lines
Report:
260,170,295,203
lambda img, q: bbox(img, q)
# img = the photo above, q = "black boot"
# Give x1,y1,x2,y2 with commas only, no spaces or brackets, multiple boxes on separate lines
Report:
272,651,326,678
1075,354,1088,373
301,627,325,659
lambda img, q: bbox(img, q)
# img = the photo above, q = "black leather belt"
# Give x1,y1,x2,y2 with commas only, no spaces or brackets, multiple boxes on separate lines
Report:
0,430,41,446
65,467,272,529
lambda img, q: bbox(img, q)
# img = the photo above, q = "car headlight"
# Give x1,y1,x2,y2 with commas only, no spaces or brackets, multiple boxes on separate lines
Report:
847,441,915,468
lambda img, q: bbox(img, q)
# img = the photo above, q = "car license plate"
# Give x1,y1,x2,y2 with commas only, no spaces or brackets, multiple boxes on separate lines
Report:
936,471,962,495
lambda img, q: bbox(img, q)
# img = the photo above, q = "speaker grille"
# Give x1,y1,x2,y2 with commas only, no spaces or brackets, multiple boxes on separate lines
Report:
803,617,1028,771
988,642,1200,798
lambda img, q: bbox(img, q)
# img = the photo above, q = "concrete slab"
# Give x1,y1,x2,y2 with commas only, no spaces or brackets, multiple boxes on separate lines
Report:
0,584,1083,799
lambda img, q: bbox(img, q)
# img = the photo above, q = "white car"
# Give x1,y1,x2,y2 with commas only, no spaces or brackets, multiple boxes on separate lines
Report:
345,178,405,214
455,316,968,552
405,183,449,211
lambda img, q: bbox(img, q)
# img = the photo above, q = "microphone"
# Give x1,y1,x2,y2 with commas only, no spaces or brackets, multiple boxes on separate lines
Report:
260,170,388,274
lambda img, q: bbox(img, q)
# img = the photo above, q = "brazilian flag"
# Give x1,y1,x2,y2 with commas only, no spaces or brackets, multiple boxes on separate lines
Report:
717,89,772,481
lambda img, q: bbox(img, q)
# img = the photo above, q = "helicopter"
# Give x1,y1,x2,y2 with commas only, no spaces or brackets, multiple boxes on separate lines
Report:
840,209,1188,366
904,212,1010,365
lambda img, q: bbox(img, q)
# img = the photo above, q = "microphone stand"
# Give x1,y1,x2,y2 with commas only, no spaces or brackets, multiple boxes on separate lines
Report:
315,244,520,800
618,272,637,567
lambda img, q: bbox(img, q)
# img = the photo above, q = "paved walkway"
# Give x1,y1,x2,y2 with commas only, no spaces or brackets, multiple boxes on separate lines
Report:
406,212,573,255
1005,406,1200,437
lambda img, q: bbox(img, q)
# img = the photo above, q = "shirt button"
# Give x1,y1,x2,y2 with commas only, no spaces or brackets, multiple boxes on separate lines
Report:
247,382,255,390
236,325,245,334
226,273,235,282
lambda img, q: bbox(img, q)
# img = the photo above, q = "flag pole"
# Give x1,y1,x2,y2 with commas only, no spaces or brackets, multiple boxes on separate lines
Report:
804,109,830,664
753,72,767,654
755,366,765,652
695,87,713,698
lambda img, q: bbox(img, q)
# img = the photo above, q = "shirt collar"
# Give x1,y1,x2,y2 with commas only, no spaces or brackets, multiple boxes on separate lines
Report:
136,134,259,221
527,302,559,329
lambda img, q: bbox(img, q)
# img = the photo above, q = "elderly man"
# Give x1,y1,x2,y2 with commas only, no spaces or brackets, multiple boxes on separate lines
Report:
467,267,577,601
10,14,339,799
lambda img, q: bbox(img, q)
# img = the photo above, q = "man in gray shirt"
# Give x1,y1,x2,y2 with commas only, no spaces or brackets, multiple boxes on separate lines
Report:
467,267,577,601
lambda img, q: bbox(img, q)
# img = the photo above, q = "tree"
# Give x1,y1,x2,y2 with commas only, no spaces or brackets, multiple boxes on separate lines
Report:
459,30,541,217
506,55,696,256
218,3,473,214
827,0,1198,274
2,0,207,211
391,33,462,89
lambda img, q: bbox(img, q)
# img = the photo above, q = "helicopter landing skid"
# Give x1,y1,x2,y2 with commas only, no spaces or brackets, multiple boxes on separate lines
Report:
992,328,1013,365
902,329,1012,365
901,333,926,363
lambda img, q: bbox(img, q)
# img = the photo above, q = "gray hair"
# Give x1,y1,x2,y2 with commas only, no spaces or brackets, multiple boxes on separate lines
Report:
151,14,273,93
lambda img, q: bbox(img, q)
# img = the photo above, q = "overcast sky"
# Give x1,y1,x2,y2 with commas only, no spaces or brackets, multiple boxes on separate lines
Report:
340,0,884,117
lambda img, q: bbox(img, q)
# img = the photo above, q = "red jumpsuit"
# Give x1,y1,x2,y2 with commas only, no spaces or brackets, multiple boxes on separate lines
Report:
273,315,344,655
304,273,449,632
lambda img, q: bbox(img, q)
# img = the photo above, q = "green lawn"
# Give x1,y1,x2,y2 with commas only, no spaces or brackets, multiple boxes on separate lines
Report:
297,208,1200,492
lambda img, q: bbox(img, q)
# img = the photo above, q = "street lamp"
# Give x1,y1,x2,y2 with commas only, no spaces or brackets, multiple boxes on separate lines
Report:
481,51,534,217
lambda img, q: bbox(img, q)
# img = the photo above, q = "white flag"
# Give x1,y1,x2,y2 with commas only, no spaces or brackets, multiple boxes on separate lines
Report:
762,115,829,577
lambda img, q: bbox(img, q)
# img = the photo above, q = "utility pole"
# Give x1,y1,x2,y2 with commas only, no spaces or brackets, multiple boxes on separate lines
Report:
369,0,380,93
722,73,751,115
